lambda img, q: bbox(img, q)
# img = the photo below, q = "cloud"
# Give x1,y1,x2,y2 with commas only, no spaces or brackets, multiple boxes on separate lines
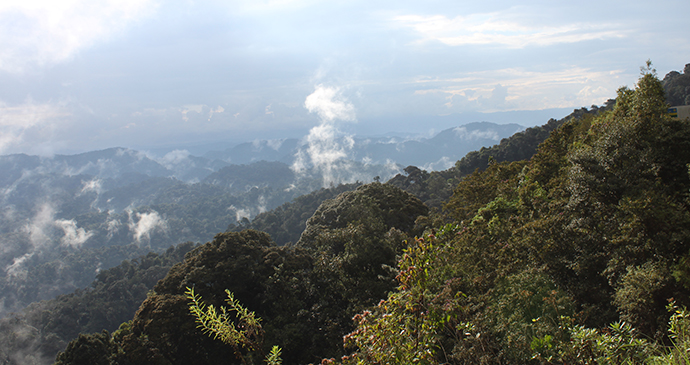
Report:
422,156,455,171
55,219,93,248
394,12,626,48
181,105,204,122
305,124,353,167
454,126,500,141
4,202,93,277
0,100,71,155
5,252,34,279
0,0,158,73
159,149,191,169
209,105,225,121
266,139,284,151
79,178,102,195
412,67,624,112
304,85,356,123
104,211,122,240
128,210,167,244
22,204,93,249
257,195,268,215
294,84,374,186
229,205,251,222
23,203,56,249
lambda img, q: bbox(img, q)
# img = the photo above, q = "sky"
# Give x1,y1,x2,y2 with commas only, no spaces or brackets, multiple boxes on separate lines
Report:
0,0,688,156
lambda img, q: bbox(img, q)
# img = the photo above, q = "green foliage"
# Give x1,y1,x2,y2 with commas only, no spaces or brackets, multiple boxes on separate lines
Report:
662,63,690,106
486,268,575,361
53,330,124,365
265,346,282,365
186,287,262,353
558,320,657,364
386,105,612,211
445,160,526,223
337,65,690,365
343,234,451,364
649,303,690,364
55,183,428,364
297,182,429,332
185,287,281,365
613,262,672,336
2,242,195,365
50,63,690,365
298,182,428,248
453,104,612,178
228,183,360,245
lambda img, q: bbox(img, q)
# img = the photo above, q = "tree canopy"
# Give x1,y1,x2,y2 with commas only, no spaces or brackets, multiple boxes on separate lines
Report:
53,62,690,365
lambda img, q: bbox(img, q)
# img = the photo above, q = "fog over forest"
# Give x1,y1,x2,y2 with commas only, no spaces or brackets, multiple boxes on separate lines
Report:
0,1,689,363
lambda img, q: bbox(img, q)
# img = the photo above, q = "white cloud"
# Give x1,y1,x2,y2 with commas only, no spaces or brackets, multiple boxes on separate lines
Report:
80,178,102,195
454,126,500,141
394,12,626,48
209,105,225,121
128,210,167,243
257,195,267,215
228,205,251,222
232,0,316,14
304,85,356,123
294,84,361,186
55,219,93,248
4,202,93,277
23,203,55,249
412,67,624,111
292,123,357,186
20,203,94,249
0,0,158,73
181,105,204,122
266,139,284,151
0,100,70,155
159,149,191,169
305,124,352,167
422,156,454,171
106,213,121,239
5,252,34,278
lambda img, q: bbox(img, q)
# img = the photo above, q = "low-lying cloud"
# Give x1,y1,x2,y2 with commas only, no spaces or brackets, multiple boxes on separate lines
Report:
4,202,94,278
128,210,167,244
55,219,93,248
454,126,500,141
294,85,362,187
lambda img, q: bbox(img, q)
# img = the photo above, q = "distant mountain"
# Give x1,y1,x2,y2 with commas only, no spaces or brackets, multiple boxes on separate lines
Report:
50,148,172,178
0,151,402,318
350,122,524,169
0,121,525,322
203,122,524,170
203,139,300,165
202,161,296,190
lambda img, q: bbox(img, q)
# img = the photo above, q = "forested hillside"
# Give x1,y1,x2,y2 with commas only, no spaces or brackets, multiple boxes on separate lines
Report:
0,62,685,364
226,183,362,245
0,183,369,364
387,102,613,209
53,63,690,364
0,243,196,365
1,120,519,320
341,64,690,363
386,63,689,211
56,183,428,364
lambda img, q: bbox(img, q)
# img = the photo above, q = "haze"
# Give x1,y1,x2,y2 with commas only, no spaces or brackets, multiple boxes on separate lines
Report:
0,0,688,156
